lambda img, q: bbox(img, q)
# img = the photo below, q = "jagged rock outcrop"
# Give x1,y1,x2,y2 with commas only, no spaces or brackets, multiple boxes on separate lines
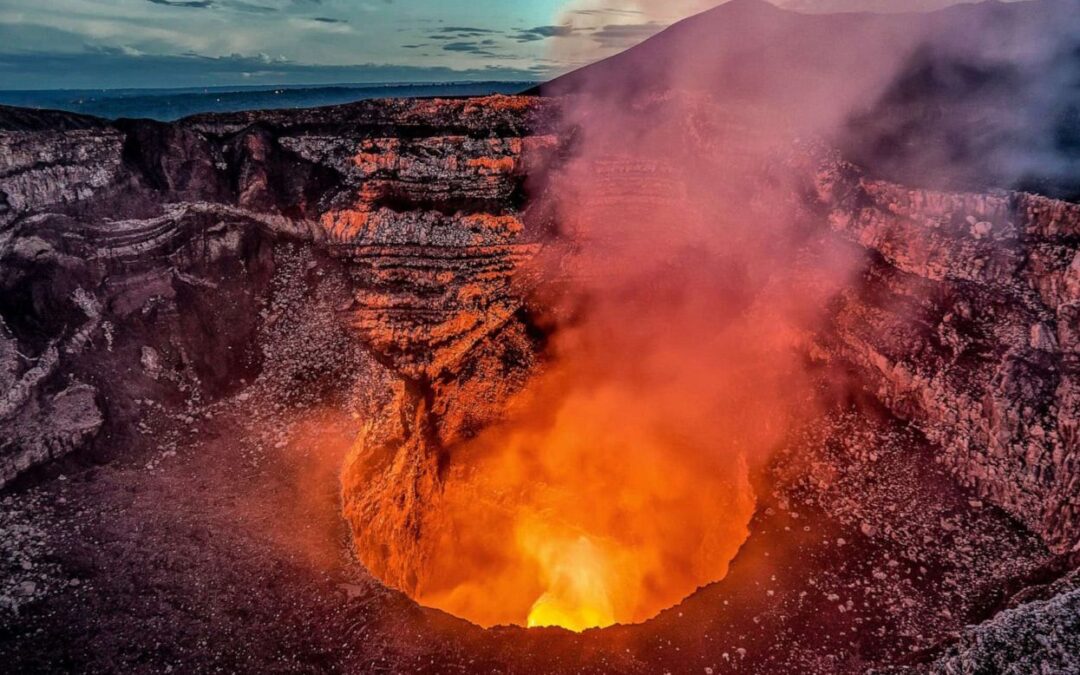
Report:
0,381,102,487
927,567,1080,673
0,96,555,487
813,157,1080,553
322,132,553,380
325,103,557,596
873,566,1080,674
0,286,104,485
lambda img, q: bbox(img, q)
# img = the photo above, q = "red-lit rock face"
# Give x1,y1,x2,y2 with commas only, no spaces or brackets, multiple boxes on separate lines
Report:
313,117,557,381
330,96,776,630
322,94,1080,633
814,165,1080,552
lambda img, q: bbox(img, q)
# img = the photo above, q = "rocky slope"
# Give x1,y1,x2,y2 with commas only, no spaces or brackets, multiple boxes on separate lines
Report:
814,157,1080,554
0,96,556,487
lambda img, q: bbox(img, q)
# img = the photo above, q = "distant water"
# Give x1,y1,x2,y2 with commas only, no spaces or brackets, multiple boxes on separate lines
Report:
0,82,537,122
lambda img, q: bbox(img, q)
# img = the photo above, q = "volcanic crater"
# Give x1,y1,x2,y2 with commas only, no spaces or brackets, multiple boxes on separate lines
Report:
2,1,1080,673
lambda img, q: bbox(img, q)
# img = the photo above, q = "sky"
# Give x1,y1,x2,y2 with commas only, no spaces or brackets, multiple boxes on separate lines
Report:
0,0,990,90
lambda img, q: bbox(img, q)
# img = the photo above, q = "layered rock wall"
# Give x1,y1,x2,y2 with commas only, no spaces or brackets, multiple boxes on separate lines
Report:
0,97,554,487
324,102,556,595
815,160,1080,552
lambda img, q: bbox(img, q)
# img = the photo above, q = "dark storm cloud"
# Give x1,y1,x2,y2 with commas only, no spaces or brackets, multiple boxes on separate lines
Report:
311,16,347,24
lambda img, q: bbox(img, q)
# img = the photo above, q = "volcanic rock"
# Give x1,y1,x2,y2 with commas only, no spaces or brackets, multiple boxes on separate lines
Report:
812,156,1080,552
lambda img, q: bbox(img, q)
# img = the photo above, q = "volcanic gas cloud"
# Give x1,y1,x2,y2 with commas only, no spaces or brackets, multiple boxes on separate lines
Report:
360,95,866,634
343,0,1080,632
342,4,882,633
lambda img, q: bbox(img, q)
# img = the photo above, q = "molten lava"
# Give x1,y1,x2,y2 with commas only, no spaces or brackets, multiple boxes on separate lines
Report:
341,92,856,632
522,530,617,631
404,352,763,631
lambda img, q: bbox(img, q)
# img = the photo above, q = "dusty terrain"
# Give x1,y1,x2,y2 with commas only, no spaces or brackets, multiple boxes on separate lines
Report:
0,248,1072,673
0,361,1070,673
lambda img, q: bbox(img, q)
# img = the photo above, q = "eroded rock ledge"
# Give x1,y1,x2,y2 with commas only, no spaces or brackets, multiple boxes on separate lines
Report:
814,158,1080,553
0,96,556,489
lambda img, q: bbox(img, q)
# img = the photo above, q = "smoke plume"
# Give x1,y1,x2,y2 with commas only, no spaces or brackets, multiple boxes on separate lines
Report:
409,0,1080,630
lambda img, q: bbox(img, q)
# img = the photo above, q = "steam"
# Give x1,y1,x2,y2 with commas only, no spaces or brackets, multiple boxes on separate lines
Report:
555,0,716,33
839,0,1080,197
413,1,868,630
405,0,1080,630
551,0,1080,195
408,88,856,626
525,0,1080,499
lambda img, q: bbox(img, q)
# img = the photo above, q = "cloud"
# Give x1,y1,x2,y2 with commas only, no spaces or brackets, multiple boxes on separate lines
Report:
145,0,215,8
589,22,666,47
226,1,279,13
0,47,545,89
433,26,500,37
290,17,353,33
514,25,575,43
442,42,499,57
570,8,645,17
0,1,578,88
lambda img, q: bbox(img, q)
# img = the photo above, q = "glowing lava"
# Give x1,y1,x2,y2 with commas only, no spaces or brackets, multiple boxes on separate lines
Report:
521,528,617,631
340,93,843,633
402,373,760,631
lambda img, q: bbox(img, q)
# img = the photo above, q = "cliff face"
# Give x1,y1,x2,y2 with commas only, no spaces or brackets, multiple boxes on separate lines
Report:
814,159,1080,553
0,97,564,608
0,97,554,489
3,94,1079,551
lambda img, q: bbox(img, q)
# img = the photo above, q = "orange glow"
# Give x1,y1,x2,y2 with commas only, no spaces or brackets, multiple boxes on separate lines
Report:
343,93,859,632
523,532,617,631
403,350,763,630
